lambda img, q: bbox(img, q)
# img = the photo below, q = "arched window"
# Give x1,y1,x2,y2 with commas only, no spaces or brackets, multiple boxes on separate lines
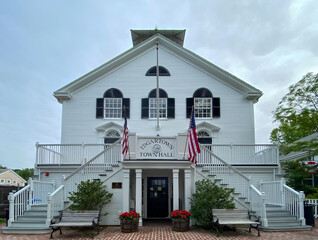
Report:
141,88,175,119
96,88,130,119
186,87,220,119
104,130,120,144
146,66,171,76
197,130,212,145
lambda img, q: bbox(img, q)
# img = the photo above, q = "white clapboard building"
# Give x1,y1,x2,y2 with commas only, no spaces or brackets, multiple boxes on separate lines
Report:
4,29,311,234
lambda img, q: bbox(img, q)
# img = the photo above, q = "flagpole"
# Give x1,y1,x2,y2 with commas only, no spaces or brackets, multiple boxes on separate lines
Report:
183,106,194,160
156,41,160,131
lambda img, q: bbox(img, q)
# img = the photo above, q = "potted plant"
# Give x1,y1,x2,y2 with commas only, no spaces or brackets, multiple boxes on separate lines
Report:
119,211,140,233
170,210,191,232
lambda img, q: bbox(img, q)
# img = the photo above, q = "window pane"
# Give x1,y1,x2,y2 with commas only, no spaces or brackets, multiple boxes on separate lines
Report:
105,98,122,118
194,98,212,118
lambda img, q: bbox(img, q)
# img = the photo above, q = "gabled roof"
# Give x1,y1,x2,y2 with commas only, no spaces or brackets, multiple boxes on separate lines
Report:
54,31,262,103
0,169,27,183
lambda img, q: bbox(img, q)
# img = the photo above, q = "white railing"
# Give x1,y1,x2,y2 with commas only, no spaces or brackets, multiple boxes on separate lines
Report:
259,180,282,206
284,185,305,225
7,178,55,226
63,139,122,199
198,144,251,199
259,179,305,225
47,185,65,225
37,142,279,166
306,199,318,218
36,143,119,165
249,185,268,227
202,144,278,165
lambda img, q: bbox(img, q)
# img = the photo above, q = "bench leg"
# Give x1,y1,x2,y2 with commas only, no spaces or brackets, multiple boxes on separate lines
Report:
249,224,260,237
50,227,62,239
211,222,220,237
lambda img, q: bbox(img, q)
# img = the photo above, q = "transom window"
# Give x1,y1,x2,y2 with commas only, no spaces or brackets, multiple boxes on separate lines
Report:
146,66,170,76
104,130,120,144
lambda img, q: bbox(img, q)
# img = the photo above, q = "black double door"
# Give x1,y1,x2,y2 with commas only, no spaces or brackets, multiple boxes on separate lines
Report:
147,177,169,218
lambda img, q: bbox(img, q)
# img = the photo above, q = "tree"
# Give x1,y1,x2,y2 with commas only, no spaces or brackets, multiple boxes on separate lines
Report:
69,179,113,211
271,72,318,155
190,179,235,228
0,165,6,169
14,168,34,181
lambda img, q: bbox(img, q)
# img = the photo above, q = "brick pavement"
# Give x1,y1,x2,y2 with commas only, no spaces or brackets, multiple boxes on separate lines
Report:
1,220,318,240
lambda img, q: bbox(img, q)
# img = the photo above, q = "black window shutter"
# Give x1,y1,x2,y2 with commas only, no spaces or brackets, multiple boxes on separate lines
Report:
186,98,194,118
167,98,175,119
141,98,149,119
96,98,104,118
213,97,220,118
122,98,130,119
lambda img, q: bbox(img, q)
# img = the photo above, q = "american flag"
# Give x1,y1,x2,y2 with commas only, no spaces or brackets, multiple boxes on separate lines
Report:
188,111,200,164
122,110,129,159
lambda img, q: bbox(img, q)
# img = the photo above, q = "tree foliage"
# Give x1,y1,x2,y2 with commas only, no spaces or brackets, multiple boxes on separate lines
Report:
14,168,34,181
190,179,235,228
271,72,318,155
281,161,314,195
69,179,113,211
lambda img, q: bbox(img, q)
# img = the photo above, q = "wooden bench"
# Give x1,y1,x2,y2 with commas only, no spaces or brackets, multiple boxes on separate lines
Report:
50,210,100,239
212,209,260,237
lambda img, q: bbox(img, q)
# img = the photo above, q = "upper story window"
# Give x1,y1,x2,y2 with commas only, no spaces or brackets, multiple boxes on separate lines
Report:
96,88,130,119
186,88,220,119
142,88,175,119
146,66,170,76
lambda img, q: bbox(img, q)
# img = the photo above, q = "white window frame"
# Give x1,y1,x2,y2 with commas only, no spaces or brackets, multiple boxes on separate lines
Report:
194,98,212,118
149,98,167,119
7,179,11,184
104,98,122,119
0,179,5,183
13,180,17,184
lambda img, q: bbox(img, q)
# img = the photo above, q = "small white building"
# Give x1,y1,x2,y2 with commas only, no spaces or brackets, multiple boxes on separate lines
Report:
4,29,310,234
0,169,26,187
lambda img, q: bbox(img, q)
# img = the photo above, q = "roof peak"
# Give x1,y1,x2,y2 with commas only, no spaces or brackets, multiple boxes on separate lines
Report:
130,29,186,47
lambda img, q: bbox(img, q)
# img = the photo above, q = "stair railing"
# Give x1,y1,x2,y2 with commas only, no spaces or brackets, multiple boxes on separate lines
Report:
47,185,65,226
249,185,268,227
198,144,251,199
7,178,55,227
63,138,122,200
259,179,305,225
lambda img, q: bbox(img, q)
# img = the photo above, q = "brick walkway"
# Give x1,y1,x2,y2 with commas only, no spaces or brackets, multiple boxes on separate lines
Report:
1,221,318,240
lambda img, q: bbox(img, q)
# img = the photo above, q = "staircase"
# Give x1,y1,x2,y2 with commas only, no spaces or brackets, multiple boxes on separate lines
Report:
261,205,312,231
2,204,51,234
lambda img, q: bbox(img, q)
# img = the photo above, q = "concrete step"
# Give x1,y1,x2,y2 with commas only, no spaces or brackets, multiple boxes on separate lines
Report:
267,220,302,227
260,225,312,232
2,226,51,234
8,220,48,228
23,210,47,217
266,211,293,217
30,204,48,211
17,215,47,222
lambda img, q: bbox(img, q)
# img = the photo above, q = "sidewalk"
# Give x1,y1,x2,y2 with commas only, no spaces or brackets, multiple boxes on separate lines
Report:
1,220,318,240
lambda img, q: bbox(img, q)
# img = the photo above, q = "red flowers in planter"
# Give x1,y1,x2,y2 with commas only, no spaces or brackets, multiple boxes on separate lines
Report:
119,211,140,220
170,210,191,219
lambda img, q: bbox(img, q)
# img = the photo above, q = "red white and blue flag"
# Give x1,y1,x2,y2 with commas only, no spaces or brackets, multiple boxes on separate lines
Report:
122,110,129,159
188,111,200,164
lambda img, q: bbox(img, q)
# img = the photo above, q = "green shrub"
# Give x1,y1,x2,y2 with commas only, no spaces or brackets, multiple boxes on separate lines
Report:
69,179,113,211
190,179,235,228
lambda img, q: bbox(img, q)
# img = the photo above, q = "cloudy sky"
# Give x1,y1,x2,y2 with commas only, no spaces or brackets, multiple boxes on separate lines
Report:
1,0,318,169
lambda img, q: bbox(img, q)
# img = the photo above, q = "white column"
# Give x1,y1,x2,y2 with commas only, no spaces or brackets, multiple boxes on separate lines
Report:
122,169,130,212
184,169,191,212
135,169,143,226
173,169,179,210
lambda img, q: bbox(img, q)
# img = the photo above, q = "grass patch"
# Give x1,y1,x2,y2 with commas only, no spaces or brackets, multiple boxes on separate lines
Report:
0,218,6,224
